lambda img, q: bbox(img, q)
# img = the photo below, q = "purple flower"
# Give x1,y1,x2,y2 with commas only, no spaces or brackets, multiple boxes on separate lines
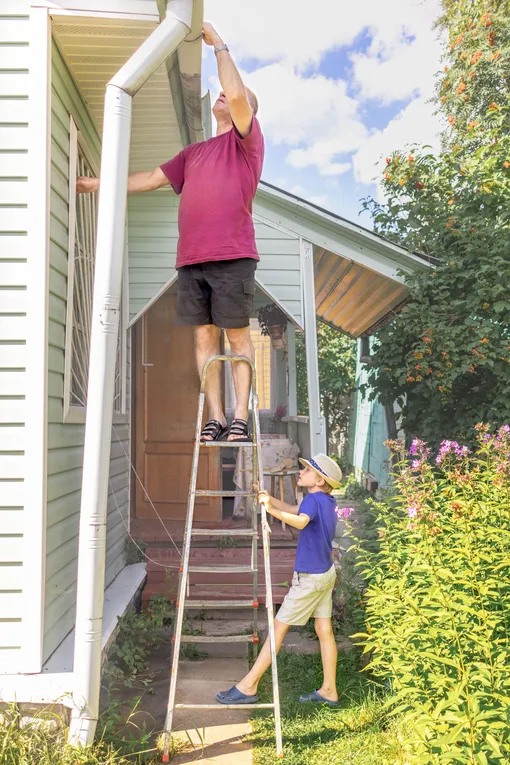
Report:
411,459,422,471
483,433,492,442
407,506,418,519
335,506,355,520
409,440,420,456
497,425,510,440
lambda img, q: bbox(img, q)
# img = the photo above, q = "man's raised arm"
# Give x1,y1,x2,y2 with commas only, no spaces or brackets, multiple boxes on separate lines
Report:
202,22,253,138
76,166,169,195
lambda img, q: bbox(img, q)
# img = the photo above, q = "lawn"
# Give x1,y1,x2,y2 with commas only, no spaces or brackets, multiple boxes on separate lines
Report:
250,649,415,765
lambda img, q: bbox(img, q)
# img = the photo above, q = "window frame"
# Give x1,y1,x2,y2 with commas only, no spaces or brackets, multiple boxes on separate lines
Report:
63,116,128,424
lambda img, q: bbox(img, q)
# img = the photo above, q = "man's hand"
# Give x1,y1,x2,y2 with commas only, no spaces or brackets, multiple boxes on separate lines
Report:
202,22,222,48
76,176,99,194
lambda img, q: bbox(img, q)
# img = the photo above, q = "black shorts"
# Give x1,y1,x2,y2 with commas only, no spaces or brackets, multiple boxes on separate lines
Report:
176,258,257,329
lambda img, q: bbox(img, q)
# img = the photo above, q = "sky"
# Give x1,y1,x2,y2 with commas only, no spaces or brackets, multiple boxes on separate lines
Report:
202,0,447,226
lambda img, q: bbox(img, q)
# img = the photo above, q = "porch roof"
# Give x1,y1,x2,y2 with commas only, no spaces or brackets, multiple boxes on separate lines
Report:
50,1,204,173
256,182,435,339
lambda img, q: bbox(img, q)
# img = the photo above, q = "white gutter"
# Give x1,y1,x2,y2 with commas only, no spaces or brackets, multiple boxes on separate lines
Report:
68,0,193,747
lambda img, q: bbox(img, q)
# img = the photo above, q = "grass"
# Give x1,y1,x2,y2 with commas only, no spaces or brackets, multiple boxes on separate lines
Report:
249,650,416,765
0,701,191,764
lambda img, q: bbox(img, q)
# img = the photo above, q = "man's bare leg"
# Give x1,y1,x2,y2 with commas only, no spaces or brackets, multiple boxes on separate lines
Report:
235,619,289,696
195,324,226,430
314,618,339,702
225,326,254,439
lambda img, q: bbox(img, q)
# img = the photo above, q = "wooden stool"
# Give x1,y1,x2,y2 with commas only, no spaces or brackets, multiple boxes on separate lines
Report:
263,469,299,532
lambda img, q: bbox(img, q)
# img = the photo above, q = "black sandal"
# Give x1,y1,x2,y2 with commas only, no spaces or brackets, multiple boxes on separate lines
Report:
200,419,228,443
227,418,252,443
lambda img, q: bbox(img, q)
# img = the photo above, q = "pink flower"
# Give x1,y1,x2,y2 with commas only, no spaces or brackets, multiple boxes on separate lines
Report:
407,506,418,519
336,506,355,520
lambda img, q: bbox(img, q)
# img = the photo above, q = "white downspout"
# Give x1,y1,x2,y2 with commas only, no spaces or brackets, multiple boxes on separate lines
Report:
68,0,193,747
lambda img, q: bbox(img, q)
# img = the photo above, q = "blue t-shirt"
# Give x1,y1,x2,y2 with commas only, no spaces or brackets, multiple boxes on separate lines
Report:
294,492,337,574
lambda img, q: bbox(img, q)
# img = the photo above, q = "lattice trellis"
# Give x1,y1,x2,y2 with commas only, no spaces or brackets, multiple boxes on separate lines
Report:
64,117,126,422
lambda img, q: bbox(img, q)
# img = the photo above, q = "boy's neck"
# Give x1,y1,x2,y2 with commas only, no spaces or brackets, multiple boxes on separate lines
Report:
308,486,328,494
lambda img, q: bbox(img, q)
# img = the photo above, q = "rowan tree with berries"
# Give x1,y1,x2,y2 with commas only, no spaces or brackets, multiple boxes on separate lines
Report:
361,0,510,445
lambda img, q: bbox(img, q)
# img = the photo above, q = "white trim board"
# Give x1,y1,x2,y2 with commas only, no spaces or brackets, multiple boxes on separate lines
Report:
128,272,178,328
128,273,304,331
22,4,52,675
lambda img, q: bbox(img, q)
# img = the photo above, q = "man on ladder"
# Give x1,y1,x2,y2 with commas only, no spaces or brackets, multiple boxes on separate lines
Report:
79,21,263,443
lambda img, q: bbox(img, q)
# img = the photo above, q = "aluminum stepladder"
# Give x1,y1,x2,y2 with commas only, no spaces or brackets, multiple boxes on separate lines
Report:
161,354,283,762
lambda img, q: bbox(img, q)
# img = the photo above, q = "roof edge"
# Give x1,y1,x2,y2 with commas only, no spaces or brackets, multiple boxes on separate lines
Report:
258,181,438,271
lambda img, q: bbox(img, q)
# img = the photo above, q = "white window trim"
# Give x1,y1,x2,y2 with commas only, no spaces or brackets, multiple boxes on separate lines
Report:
63,116,128,424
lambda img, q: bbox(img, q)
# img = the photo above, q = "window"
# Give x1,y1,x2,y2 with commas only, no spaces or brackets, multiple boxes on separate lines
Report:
224,320,273,411
64,117,127,423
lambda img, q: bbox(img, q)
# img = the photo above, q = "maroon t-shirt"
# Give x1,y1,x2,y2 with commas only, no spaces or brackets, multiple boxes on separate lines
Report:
160,117,264,268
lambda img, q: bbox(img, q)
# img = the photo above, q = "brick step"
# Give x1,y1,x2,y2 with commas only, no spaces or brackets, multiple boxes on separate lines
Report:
148,569,291,586
142,583,289,606
131,518,298,545
145,547,296,566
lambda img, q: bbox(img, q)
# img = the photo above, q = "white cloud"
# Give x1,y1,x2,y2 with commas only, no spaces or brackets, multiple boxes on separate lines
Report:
352,96,443,192
205,0,444,190
309,195,329,206
205,0,442,70
210,65,365,176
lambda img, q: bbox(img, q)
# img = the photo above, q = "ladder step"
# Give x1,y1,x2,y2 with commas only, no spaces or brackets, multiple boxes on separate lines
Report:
200,441,255,448
180,634,255,643
195,490,256,498
185,600,257,609
175,703,275,710
188,565,256,574
191,528,257,537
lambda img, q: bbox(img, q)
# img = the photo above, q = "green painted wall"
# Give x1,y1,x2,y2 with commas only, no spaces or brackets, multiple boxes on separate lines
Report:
0,6,30,668
43,43,130,662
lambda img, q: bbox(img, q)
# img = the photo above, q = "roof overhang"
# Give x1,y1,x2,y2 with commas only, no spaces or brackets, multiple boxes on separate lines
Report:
51,2,204,173
255,182,434,339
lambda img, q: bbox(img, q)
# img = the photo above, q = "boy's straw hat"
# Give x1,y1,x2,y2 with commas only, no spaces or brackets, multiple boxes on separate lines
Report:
299,453,342,489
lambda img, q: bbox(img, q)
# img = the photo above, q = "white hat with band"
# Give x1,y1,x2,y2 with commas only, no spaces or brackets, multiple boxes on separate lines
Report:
299,453,342,489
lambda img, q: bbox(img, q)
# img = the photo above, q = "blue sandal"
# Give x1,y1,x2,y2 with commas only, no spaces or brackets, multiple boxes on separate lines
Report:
299,690,339,707
216,685,259,705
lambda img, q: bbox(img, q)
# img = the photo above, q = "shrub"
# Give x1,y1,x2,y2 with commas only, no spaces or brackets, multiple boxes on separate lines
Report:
351,424,510,764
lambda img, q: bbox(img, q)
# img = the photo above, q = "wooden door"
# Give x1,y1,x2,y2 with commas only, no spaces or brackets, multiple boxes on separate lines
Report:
134,291,221,521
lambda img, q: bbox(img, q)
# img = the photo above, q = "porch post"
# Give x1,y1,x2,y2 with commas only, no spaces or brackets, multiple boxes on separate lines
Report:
300,239,326,455
286,323,298,442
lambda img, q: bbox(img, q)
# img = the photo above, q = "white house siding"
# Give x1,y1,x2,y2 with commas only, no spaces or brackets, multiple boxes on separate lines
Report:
43,42,130,661
127,191,302,325
0,7,30,670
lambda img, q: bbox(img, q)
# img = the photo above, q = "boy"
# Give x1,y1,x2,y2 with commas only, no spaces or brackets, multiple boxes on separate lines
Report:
217,453,342,707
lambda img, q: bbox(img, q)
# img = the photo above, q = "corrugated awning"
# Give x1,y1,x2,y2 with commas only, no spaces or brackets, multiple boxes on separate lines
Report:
314,247,408,338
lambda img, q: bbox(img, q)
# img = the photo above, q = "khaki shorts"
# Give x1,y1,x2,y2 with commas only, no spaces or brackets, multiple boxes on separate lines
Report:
276,565,336,626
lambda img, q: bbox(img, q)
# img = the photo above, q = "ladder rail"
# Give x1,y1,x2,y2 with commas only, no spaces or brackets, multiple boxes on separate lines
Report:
252,383,284,757
162,388,206,748
161,354,283,761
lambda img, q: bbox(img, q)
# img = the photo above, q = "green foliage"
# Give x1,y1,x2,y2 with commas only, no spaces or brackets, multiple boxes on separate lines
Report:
296,324,356,446
350,426,510,764
256,303,288,336
104,593,174,690
361,0,510,444
0,703,163,764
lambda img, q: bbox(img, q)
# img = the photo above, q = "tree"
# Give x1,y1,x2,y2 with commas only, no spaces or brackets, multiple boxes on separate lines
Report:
361,0,510,445
296,324,356,454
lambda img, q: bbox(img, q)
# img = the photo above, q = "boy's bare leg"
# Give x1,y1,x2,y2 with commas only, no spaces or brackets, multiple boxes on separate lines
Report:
236,619,289,695
314,617,339,701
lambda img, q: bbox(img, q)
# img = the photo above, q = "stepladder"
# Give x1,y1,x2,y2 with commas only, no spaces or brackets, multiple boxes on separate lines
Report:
161,354,283,762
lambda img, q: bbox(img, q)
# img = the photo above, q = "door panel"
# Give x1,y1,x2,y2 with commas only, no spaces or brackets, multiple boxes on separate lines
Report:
134,291,221,521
